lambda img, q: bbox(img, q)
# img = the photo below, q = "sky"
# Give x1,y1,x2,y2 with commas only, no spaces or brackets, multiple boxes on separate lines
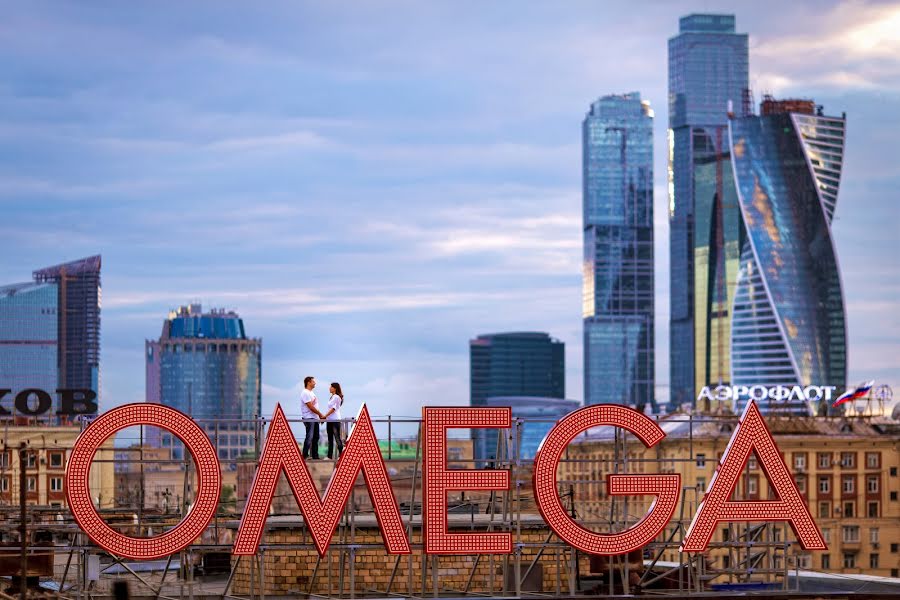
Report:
1,0,898,425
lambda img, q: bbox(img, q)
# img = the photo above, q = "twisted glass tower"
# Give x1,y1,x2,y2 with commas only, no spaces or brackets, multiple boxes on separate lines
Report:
668,14,749,409
582,93,655,410
729,100,847,414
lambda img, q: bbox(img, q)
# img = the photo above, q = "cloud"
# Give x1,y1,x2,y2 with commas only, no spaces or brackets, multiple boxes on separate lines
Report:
754,1,900,92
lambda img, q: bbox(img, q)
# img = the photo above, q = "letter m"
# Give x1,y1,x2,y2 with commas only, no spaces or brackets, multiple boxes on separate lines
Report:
233,404,410,556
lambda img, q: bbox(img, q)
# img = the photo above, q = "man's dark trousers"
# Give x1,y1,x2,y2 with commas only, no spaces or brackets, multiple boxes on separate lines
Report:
303,421,320,459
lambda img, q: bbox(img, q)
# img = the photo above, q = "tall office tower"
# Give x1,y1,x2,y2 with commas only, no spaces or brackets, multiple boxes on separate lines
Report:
729,98,847,415
668,14,749,409
469,332,564,463
146,304,261,460
0,256,101,421
582,93,655,410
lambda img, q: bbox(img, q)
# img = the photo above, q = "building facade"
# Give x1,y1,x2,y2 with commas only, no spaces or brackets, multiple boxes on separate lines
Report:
668,14,749,409
146,303,262,460
559,413,900,578
0,425,115,509
469,332,564,463
582,93,655,410
729,99,848,414
0,256,101,421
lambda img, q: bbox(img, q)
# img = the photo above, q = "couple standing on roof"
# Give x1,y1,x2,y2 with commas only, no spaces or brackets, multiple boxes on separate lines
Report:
299,376,345,460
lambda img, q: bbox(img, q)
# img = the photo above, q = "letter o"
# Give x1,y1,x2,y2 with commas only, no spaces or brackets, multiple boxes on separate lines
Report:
66,404,221,559
15,389,52,415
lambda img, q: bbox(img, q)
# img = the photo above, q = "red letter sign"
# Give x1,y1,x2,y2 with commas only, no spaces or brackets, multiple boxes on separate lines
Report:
422,407,512,554
66,404,221,560
533,405,680,555
681,400,826,552
234,404,409,556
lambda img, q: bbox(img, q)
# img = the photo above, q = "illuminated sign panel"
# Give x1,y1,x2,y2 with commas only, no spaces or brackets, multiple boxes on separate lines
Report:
66,401,824,560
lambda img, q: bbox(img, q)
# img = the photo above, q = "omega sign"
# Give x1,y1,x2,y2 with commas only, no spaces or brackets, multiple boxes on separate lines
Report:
65,402,826,560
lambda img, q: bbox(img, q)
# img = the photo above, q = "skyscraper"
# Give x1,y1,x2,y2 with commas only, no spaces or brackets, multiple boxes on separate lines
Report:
484,396,580,461
668,14,749,408
729,98,847,414
146,303,261,460
469,332,564,463
582,92,655,410
0,255,101,421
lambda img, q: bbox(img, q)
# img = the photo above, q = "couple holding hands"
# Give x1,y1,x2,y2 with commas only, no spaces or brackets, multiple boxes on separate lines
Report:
299,376,345,460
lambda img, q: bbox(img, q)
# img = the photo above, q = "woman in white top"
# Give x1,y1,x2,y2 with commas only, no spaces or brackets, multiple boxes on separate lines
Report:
323,382,345,459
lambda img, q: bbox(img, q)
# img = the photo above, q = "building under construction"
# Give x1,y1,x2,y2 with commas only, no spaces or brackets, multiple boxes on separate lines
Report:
0,405,899,599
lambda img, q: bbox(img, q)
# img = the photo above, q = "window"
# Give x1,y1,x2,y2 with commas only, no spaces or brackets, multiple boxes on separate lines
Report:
870,528,879,544
0,478,8,493
50,477,62,492
892,543,899,553
843,553,857,569
891,467,898,477
868,501,879,518
697,477,706,490
843,501,855,517
797,554,811,569
842,526,860,543
747,476,758,496
722,527,731,542
893,569,899,578
822,528,831,544
819,502,830,519
867,476,879,493
865,452,880,469
794,453,807,470
870,554,879,569
748,456,758,470
696,453,706,468
840,452,856,468
821,554,831,570
0,451,9,468
26,476,36,492
818,452,832,469
48,452,64,468
26,452,37,469
842,475,855,494
819,476,830,494
796,476,807,494
891,491,898,501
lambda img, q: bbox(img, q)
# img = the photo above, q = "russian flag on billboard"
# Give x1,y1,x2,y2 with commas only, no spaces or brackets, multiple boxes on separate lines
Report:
832,380,875,407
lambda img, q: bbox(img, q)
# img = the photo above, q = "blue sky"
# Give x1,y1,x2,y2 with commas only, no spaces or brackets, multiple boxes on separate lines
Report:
2,1,898,422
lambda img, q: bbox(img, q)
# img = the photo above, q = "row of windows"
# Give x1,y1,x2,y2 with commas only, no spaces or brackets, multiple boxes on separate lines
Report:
0,450,66,469
0,475,63,493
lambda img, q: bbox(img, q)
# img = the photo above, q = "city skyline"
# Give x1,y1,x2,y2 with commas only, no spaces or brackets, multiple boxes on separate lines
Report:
1,2,898,417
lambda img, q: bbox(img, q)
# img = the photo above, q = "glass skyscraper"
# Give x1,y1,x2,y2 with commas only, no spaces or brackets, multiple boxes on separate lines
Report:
146,303,262,460
729,99,847,414
582,93,655,410
469,332,564,463
668,14,749,408
0,256,101,421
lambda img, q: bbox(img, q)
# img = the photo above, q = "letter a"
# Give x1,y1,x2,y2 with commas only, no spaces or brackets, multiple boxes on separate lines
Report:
234,404,410,556
681,400,826,552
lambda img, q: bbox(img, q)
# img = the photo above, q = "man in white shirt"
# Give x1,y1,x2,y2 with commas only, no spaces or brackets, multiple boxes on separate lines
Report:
300,376,324,459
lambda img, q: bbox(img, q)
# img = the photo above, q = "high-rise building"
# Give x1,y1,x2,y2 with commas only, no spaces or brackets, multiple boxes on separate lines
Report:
146,303,261,460
0,255,101,421
668,14,749,408
469,332,564,463
729,98,847,414
582,92,655,410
